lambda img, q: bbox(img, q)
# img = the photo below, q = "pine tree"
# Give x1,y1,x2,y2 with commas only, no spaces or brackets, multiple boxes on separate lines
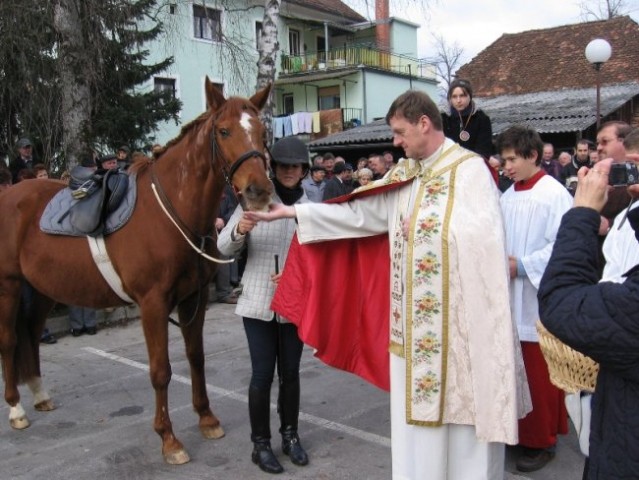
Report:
0,0,180,171
84,0,181,155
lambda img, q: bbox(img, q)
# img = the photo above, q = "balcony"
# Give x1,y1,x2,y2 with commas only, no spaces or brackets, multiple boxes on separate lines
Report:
280,45,434,79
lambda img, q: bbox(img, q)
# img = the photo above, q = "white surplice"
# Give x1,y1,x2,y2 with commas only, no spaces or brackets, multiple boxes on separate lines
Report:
601,203,639,283
500,175,573,342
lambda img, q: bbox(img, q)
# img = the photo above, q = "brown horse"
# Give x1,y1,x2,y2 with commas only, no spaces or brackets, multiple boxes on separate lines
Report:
0,78,274,464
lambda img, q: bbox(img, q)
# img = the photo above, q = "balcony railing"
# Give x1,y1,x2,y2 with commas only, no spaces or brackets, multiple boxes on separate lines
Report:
281,46,435,79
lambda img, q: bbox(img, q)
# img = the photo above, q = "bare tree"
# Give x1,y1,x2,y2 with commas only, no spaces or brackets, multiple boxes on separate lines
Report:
423,33,465,98
579,0,634,20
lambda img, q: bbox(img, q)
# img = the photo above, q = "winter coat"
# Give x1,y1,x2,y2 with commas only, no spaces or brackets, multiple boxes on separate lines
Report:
441,108,493,159
217,191,309,322
538,207,639,479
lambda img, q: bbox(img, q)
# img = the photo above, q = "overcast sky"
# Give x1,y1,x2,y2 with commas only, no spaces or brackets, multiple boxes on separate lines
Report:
354,0,639,66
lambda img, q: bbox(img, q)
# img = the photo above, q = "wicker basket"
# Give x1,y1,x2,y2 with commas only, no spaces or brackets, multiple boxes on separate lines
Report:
536,320,599,393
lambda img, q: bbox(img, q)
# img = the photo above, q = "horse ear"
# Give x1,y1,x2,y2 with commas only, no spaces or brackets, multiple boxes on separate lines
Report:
250,83,272,111
205,76,226,111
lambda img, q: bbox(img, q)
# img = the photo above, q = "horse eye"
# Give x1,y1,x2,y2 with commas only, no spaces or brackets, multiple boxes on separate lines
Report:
219,128,230,138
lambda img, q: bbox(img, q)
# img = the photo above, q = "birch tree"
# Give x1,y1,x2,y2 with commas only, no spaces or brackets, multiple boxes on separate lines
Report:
256,0,281,140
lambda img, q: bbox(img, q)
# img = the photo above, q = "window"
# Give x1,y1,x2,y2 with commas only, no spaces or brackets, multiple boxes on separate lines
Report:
318,86,340,110
193,5,222,42
255,21,263,50
169,3,176,14
154,77,176,104
289,29,300,56
282,94,294,115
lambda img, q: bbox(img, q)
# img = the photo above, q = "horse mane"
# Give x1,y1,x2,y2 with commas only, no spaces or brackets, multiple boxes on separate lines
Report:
148,95,260,163
128,153,153,175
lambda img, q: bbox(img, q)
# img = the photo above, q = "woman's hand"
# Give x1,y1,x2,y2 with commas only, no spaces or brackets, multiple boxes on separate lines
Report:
236,213,258,235
244,203,296,223
271,272,282,286
573,158,613,212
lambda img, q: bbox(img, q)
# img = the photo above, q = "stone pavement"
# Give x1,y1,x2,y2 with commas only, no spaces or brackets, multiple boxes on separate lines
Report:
1,302,586,479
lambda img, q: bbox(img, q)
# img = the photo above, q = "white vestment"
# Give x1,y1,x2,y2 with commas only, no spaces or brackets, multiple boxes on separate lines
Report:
601,203,639,283
499,175,573,342
294,139,531,479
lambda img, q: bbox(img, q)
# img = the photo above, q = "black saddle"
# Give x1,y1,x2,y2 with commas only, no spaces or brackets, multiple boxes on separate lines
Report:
66,167,129,236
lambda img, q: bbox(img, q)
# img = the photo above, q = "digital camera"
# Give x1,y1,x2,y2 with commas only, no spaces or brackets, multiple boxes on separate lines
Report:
608,162,639,187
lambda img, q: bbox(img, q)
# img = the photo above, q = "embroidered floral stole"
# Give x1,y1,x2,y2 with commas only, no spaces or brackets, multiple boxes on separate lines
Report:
385,145,475,425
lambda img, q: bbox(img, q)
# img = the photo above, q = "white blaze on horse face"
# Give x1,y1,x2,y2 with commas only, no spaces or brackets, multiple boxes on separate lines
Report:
239,112,256,147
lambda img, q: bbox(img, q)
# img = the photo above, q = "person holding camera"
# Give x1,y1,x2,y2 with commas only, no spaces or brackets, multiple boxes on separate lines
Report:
496,125,573,472
597,121,633,236
538,152,639,480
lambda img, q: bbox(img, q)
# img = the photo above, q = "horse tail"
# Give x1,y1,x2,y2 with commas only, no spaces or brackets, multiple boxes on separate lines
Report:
14,284,40,385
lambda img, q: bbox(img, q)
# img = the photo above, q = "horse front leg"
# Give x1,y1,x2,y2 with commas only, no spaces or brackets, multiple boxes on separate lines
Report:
139,299,190,465
178,292,224,440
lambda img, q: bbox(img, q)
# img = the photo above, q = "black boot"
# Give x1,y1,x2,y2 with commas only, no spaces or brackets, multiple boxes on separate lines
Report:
281,426,309,466
279,379,309,466
249,386,283,474
252,439,283,474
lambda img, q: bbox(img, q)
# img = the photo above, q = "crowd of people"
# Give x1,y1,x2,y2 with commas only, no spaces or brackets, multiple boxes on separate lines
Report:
3,78,639,480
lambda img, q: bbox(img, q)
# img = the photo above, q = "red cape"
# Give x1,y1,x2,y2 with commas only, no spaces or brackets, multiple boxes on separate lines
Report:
270,181,411,391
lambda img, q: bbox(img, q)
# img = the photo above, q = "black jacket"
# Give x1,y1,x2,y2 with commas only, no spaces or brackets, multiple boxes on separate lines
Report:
441,108,493,159
322,176,352,201
538,207,639,479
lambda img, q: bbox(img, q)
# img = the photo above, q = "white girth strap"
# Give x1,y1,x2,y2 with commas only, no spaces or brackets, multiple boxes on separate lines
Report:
87,235,135,304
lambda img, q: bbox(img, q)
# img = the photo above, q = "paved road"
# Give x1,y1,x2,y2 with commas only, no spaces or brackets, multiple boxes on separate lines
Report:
0,302,585,479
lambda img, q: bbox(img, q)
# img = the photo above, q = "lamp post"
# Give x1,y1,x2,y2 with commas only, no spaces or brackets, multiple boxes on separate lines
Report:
585,38,612,130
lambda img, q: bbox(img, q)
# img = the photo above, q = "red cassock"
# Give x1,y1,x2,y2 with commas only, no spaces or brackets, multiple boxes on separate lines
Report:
270,180,412,392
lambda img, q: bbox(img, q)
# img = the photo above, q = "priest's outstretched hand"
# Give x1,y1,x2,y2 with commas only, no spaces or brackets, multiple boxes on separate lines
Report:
245,203,296,223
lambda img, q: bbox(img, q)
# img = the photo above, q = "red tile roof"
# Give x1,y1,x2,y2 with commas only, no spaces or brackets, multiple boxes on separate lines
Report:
286,0,367,23
456,16,639,98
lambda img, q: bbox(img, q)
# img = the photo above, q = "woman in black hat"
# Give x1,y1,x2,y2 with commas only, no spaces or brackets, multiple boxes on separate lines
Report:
441,79,494,159
217,136,310,474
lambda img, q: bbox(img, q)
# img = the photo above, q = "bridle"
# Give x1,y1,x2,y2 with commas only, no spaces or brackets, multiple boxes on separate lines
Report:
209,109,269,194
150,106,269,263
150,103,270,328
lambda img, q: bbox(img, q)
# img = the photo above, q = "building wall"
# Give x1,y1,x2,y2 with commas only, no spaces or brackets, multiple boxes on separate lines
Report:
389,18,419,57
363,71,437,122
143,2,432,145
145,1,265,145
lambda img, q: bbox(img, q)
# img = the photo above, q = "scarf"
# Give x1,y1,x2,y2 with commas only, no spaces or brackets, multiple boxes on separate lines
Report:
273,177,303,205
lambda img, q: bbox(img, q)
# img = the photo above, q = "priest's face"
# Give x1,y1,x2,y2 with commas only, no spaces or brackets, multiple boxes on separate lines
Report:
389,114,429,160
501,148,540,183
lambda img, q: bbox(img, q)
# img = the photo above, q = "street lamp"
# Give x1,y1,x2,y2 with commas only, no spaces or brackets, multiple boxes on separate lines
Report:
585,38,612,130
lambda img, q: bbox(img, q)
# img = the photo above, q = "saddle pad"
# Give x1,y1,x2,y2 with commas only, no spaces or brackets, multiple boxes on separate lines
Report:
40,174,138,237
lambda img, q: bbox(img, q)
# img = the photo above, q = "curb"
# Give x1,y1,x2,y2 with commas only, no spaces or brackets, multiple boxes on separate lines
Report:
43,305,141,338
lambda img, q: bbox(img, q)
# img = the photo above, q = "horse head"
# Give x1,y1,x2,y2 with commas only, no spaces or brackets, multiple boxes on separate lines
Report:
205,77,274,211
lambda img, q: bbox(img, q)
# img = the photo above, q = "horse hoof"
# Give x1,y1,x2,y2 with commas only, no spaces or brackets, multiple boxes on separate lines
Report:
164,449,190,465
10,416,30,430
34,399,55,412
201,424,225,439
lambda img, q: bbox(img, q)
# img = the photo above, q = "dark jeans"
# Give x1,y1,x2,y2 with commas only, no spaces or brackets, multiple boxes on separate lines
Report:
243,316,303,390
